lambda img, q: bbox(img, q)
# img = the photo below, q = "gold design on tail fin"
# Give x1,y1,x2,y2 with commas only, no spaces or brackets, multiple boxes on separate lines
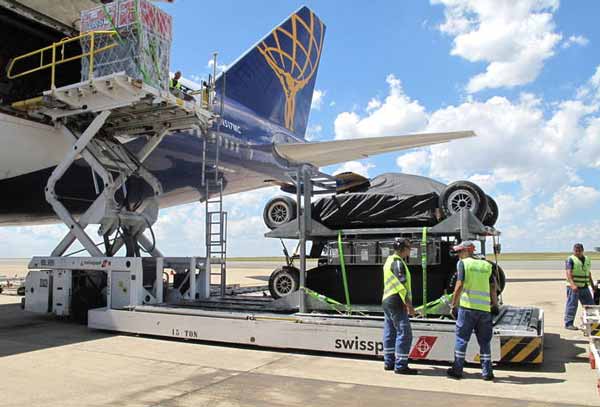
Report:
257,10,324,131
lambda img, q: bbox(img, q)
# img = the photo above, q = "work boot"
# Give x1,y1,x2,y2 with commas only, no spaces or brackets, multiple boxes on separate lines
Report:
482,373,495,381
565,325,578,331
384,364,394,371
394,366,418,375
446,368,462,379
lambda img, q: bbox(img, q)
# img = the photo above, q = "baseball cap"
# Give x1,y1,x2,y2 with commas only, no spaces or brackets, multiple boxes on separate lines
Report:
452,240,476,252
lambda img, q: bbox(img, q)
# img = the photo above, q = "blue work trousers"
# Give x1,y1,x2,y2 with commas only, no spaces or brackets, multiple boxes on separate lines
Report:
453,307,493,377
564,286,594,328
383,303,412,369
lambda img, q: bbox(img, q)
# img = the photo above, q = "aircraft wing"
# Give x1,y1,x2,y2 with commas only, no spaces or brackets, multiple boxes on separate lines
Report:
273,131,475,167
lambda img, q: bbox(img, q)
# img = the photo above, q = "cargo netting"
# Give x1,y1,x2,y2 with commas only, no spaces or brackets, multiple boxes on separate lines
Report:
79,0,172,92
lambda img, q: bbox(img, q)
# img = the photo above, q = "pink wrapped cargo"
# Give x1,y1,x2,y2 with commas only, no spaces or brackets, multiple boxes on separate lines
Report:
79,0,172,91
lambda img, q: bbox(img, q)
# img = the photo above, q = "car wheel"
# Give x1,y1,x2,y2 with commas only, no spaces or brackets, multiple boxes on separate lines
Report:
268,266,300,299
483,195,499,227
263,196,297,229
439,181,488,221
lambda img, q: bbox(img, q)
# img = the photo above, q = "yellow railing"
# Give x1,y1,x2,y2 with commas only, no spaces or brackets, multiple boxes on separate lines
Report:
7,30,119,89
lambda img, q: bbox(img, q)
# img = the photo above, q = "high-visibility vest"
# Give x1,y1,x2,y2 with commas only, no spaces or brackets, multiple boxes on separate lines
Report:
459,257,492,312
169,78,182,89
568,255,591,287
382,254,411,303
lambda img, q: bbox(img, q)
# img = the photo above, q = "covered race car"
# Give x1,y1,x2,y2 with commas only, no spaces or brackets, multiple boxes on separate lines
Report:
263,172,498,230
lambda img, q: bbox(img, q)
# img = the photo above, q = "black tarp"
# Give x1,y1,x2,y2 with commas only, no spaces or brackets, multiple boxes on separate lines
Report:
312,173,447,229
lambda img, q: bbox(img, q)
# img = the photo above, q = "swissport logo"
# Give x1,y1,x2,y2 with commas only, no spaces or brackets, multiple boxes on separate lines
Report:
409,336,437,359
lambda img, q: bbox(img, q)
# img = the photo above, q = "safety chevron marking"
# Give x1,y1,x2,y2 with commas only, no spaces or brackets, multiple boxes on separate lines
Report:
500,337,543,364
590,322,600,336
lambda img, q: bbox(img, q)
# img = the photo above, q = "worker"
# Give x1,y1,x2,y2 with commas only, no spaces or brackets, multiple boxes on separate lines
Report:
447,240,497,381
169,71,182,90
201,80,210,108
382,237,418,375
564,243,595,330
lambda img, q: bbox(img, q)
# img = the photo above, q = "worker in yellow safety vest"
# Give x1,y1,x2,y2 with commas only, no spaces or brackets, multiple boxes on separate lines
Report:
382,237,417,375
447,240,498,381
564,243,596,330
169,71,182,90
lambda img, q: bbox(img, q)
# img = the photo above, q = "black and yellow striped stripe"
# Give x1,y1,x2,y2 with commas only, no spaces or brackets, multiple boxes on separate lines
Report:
589,322,600,337
500,337,543,363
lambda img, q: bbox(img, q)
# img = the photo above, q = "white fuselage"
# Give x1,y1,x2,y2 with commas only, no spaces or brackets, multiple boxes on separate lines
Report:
0,112,69,180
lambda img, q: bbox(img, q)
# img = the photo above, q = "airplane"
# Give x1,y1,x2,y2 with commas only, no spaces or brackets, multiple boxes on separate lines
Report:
0,2,474,237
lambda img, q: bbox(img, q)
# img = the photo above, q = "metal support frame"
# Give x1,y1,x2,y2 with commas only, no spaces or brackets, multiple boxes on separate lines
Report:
47,112,169,257
290,164,337,313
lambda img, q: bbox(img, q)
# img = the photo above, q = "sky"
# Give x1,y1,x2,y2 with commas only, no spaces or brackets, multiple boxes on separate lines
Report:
2,0,600,257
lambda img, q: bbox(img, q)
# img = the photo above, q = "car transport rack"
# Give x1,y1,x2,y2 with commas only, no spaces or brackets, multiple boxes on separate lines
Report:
25,155,544,364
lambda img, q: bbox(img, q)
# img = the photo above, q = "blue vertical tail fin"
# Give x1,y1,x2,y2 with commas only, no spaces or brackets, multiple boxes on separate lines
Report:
215,6,326,139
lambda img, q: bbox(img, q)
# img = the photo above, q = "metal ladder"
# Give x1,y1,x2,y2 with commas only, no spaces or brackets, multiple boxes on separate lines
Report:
202,133,228,296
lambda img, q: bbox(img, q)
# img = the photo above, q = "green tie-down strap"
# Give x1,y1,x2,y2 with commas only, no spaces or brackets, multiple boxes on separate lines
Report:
414,293,453,316
337,231,352,312
100,1,150,83
302,286,347,314
421,227,428,317
303,287,367,316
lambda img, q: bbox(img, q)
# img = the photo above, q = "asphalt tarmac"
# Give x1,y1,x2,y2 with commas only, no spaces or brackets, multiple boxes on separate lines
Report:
0,259,597,406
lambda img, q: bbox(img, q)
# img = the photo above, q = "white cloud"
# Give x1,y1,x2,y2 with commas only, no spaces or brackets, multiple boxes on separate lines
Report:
425,93,595,195
562,35,589,49
153,186,285,257
432,0,562,93
577,117,600,167
305,124,323,141
536,185,600,221
396,150,430,175
542,221,600,251
333,161,375,178
207,59,228,73
466,174,497,193
493,194,531,224
329,101,336,107
334,74,428,139
332,69,600,202
366,98,382,112
576,65,600,102
311,89,326,110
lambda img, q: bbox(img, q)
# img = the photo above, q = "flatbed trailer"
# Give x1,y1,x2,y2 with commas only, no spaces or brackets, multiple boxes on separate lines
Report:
24,254,543,364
